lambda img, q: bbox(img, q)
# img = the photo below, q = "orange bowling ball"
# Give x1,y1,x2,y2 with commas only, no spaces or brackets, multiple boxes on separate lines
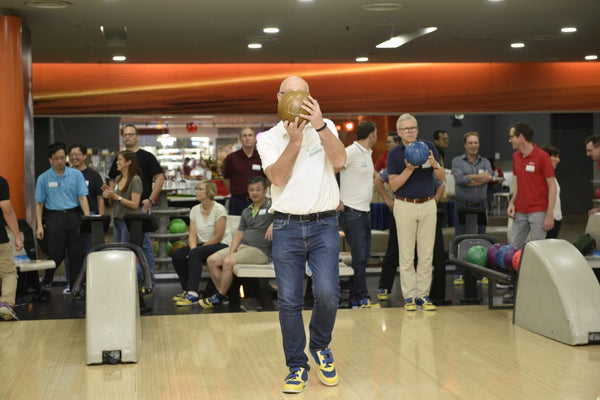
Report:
512,249,522,271
278,90,310,124
171,241,187,254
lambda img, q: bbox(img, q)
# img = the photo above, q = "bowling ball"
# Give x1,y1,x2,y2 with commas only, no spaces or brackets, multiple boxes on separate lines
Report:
512,249,523,271
171,240,186,253
495,245,513,268
486,243,503,267
169,218,187,234
465,245,487,267
595,188,600,199
405,141,430,166
504,247,519,271
278,90,310,124
154,241,173,256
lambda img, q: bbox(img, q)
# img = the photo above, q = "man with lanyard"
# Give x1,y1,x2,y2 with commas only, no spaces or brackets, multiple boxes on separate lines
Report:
222,127,267,215
507,122,555,248
109,124,165,283
387,114,445,312
257,75,346,394
35,142,90,294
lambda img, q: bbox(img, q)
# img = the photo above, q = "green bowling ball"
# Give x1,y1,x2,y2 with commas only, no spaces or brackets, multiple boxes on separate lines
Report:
169,218,187,234
465,245,488,267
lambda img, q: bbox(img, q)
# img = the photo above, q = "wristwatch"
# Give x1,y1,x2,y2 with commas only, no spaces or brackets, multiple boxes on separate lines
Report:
117,196,122,202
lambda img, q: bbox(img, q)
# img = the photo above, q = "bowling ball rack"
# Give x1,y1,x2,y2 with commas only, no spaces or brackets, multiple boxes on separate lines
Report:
449,234,517,309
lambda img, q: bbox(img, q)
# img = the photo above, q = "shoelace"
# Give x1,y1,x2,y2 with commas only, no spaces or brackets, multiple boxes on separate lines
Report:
319,350,334,366
286,368,302,381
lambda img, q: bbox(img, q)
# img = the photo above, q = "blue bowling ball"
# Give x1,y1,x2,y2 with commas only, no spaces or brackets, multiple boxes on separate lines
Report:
405,141,430,166
495,245,513,269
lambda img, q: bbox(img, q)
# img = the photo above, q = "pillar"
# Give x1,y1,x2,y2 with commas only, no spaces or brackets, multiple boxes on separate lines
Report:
0,15,26,219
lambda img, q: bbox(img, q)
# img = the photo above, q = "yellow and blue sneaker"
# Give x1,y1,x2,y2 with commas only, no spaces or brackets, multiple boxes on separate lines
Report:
310,348,339,386
416,296,437,311
404,297,417,311
282,367,308,393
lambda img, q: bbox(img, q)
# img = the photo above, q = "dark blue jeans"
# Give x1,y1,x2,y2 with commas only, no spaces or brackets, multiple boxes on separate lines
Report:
272,215,340,370
340,208,371,302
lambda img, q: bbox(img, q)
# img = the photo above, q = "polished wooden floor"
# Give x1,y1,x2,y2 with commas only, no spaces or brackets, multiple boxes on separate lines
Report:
1,306,600,400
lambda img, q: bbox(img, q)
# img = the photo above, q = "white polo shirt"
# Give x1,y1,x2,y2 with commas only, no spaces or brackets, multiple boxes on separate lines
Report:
339,141,373,212
257,119,340,214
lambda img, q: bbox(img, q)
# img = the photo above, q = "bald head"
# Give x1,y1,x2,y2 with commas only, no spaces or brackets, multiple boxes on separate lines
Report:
279,76,309,94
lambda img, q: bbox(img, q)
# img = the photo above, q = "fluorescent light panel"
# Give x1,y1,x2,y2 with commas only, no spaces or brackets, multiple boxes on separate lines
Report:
376,27,437,49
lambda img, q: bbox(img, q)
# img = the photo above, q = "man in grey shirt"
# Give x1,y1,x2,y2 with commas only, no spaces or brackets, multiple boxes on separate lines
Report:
201,176,273,308
451,131,493,236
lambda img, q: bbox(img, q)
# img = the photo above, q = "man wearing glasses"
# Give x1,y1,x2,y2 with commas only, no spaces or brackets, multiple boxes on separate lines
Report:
35,142,90,295
109,124,165,283
387,114,445,311
374,131,400,172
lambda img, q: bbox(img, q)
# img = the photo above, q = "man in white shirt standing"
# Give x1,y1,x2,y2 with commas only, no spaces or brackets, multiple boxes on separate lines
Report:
257,76,346,394
338,120,380,308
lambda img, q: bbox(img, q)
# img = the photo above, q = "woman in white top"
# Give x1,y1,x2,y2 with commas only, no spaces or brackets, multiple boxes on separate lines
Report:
542,145,562,238
171,179,232,306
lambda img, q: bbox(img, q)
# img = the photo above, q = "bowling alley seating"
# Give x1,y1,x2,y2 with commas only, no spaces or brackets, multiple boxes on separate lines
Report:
338,229,388,273
226,215,354,309
6,220,56,303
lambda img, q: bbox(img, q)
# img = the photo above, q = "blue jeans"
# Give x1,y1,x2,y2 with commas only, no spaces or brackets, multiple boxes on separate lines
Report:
113,218,154,284
339,208,371,301
272,215,340,370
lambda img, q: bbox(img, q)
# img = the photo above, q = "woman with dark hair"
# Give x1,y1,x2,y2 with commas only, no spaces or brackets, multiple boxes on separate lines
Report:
171,179,232,306
102,150,143,242
542,145,562,238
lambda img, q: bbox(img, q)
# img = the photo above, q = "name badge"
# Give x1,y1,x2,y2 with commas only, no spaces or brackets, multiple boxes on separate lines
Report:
252,164,261,171
525,164,535,172
259,209,266,215
49,181,58,188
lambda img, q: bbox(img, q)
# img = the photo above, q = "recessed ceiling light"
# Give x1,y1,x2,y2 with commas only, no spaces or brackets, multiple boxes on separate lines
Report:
112,55,126,62
25,1,72,8
263,27,279,34
355,57,369,62
248,43,262,49
585,55,598,61
561,27,577,33
511,42,525,48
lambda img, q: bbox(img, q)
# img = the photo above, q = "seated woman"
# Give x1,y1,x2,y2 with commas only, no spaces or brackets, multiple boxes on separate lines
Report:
172,179,232,306
102,150,142,242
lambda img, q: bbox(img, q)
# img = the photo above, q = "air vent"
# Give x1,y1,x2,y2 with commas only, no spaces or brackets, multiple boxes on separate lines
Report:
25,1,72,9
362,3,404,12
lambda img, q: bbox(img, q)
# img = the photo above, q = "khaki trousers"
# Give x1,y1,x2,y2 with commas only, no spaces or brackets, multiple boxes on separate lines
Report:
393,199,437,299
0,242,18,306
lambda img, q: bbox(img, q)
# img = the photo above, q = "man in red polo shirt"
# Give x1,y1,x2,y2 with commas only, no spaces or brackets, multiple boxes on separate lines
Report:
507,122,556,248
222,127,267,215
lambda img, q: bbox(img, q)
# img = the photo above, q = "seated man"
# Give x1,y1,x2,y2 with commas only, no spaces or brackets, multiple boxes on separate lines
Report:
200,176,273,308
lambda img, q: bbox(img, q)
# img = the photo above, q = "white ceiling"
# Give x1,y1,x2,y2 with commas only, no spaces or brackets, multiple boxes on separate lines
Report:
2,0,599,64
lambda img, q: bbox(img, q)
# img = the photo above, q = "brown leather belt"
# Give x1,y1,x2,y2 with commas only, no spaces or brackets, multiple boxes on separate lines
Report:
395,195,435,204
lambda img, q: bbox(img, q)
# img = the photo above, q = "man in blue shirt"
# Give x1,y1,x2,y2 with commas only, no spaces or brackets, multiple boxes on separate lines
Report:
387,114,445,311
35,142,90,294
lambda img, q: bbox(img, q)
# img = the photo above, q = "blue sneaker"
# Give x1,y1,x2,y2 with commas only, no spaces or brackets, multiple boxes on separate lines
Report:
199,294,229,309
310,348,339,386
176,292,199,307
282,367,308,393
415,296,437,311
